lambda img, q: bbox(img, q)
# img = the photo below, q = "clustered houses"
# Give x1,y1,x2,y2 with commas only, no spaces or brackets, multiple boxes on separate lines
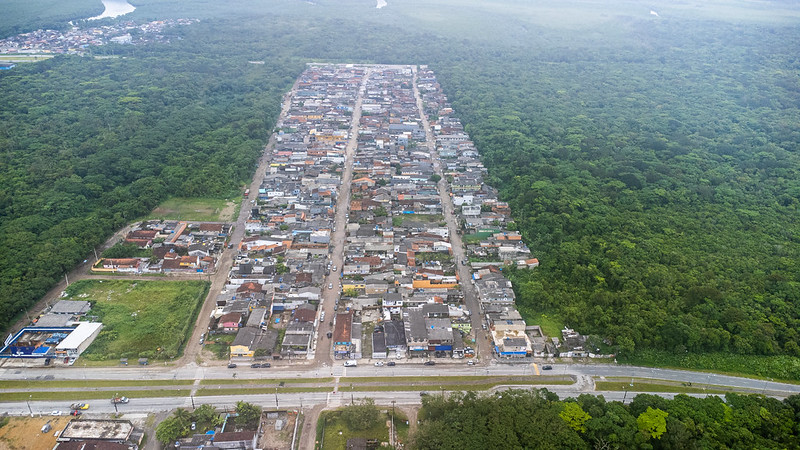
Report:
0,19,198,55
333,66,473,361
420,66,539,358
94,220,228,274
217,65,365,362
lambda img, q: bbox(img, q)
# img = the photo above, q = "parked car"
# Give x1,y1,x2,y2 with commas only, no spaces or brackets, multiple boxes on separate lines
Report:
387,361,396,366
467,360,475,366
328,283,333,290
111,397,129,404
542,365,553,370
251,363,261,368
69,410,82,416
344,360,357,367
51,411,62,416
70,403,89,410
374,361,384,367
227,363,237,369
326,332,333,338
424,361,436,366
261,363,271,368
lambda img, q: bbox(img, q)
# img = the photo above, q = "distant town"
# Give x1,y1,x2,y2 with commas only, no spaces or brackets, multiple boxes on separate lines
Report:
0,19,198,57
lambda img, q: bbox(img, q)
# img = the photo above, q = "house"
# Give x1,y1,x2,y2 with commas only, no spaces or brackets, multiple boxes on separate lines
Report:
281,321,314,355
230,328,278,359
333,311,354,359
218,312,243,332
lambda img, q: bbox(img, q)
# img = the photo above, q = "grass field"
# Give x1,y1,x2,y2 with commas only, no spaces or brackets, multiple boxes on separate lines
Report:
594,378,733,395
148,197,238,222
64,279,209,361
0,389,192,402
317,409,391,450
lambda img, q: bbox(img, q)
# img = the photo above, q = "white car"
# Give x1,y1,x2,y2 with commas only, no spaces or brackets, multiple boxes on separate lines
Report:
51,411,62,416
374,361,384,367
328,283,333,290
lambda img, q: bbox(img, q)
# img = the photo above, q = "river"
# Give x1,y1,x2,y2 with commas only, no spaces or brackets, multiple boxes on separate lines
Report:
88,0,136,20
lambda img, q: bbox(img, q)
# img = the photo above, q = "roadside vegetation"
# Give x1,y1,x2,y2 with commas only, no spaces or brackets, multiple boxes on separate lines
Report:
413,389,800,449
64,279,209,361
316,398,408,450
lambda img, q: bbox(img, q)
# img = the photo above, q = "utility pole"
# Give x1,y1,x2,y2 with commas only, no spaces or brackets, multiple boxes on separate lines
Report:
26,395,32,416
113,393,118,413
191,395,195,409
275,387,279,409
391,401,396,448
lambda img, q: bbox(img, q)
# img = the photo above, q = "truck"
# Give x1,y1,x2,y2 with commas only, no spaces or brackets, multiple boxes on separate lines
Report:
344,360,357,367
244,188,250,197
111,397,129,404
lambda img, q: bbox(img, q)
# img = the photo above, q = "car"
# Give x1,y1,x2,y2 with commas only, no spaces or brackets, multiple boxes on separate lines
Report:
374,361,384,367
467,360,475,366
70,410,82,416
542,365,553,370
420,392,429,397
251,363,261,368
227,363,237,369
332,265,337,272
387,361,396,366
328,283,333,290
326,332,333,338
261,363,271,368
481,324,487,330
111,397,129,404
70,403,89,410
320,312,326,322
424,361,436,366
334,305,338,311
51,411,62,416
344,360,357,367
191,422,196,431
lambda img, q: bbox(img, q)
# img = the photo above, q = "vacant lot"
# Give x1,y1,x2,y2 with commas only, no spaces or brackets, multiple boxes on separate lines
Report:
0,415,71,450
65,279,209,361
148,197,237,222
316,408,408,450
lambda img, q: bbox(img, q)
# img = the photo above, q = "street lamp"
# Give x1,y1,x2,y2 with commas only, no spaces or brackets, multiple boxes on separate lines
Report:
275,387,279,409
113,393,118,413
26,395,32,416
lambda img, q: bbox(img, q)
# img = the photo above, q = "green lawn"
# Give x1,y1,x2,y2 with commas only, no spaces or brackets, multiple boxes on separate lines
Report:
65,279,209,361
515,309,564,339
317,409,391,450
0,389,191,402
147,197,238,222
594,378,733,395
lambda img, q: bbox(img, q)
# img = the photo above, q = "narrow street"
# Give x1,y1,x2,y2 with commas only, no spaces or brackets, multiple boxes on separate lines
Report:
313,67,373,367
411,67,492,363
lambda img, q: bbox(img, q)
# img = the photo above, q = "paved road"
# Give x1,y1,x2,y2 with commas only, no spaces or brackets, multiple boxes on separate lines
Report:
313,68,373,366
411,67,490,362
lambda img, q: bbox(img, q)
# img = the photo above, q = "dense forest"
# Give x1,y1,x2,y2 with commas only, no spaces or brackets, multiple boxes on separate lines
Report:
414,389,800,449
2,0,800,377
0,31,298,330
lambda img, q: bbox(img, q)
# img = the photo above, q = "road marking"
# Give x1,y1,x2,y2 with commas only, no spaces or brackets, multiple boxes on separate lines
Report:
532,363,540,376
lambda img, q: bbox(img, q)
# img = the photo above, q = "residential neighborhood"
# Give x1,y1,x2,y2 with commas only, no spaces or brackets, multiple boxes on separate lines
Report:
0,19,198,57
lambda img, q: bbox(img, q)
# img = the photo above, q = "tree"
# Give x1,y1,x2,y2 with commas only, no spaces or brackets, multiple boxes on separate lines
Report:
560,401,591,433
637,407,669,439
235,401,261,430
430,174,441,183
341,398,380,431
192,404,221,432
156,416,187,445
